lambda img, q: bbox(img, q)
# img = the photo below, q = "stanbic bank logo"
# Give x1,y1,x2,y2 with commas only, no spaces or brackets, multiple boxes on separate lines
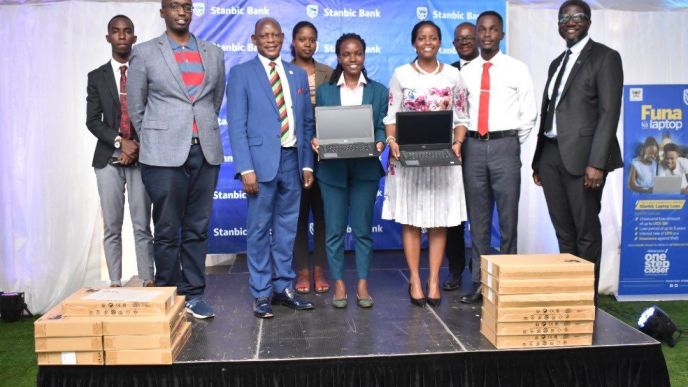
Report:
193,2,205,17
307,4,319,18
417,6,428,20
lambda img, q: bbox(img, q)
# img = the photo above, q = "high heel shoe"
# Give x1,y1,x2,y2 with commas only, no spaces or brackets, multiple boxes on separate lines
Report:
426,283,442,308
408,284,426,307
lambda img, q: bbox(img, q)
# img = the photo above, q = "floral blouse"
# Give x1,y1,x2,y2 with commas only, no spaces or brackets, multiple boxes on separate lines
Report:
383,61,469,128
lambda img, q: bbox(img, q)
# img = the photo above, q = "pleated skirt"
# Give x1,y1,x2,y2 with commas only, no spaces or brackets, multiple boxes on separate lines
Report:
381,159,467,228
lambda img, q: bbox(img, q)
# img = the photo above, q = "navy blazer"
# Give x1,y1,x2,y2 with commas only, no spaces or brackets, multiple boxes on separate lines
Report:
227,57,315,182
315,79,387,188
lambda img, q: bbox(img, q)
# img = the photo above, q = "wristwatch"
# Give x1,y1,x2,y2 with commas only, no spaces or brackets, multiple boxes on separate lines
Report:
114,136,122,149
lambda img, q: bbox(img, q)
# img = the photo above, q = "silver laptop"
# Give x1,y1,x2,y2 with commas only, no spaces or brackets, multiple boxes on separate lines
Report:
315,105,378,160
653,175,682,194
396,110,461,167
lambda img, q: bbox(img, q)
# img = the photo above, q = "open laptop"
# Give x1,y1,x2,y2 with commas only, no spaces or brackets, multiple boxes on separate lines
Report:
315,105,378,160
396,110,461,167
653,175,682,194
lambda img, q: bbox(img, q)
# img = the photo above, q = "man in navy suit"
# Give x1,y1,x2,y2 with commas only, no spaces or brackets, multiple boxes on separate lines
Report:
227,17,315,318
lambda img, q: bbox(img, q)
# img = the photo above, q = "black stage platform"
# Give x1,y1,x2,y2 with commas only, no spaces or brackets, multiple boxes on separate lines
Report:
38,252,670,387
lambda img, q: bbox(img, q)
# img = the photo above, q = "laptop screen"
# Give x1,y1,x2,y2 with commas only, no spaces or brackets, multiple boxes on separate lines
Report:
396,111,453,145
315,105,374,142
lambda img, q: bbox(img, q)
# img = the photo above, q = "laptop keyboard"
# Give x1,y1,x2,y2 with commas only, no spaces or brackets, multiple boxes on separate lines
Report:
323,143,372,154
402,150,451,160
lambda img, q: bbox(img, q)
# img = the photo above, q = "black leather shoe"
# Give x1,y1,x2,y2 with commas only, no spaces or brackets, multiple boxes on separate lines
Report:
459,284,482,304
253,297,274,319
272,288,315,310
442,273,462,291
408,284,426,307
426,283,442,308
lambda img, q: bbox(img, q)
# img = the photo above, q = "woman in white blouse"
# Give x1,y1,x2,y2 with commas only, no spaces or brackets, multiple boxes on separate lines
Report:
383,20,469,308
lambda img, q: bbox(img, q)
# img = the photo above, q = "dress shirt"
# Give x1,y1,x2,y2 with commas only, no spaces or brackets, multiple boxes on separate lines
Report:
461,52,537,143
337,72,367,106
110,58,128,95
257,54,296,148
546,35,590,138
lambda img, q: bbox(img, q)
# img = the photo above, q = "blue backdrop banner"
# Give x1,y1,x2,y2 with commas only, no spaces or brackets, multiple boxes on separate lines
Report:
189,0,507,253
618,84,688,301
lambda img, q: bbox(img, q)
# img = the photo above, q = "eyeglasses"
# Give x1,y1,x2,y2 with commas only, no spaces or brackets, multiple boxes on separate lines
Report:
256,33,283,41
454,36,475,43
165,2,194,12
558,13,589,24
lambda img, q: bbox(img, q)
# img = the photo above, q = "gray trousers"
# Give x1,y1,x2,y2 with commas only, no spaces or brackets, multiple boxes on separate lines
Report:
95,163,154,284
462,135,521,284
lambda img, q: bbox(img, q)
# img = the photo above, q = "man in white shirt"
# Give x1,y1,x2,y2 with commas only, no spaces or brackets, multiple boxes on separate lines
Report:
459,10,537,304
658,143,688,193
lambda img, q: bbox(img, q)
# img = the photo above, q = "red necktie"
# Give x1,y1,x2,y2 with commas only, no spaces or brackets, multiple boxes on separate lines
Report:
269,62,289,141
477,62,493,137
119,65,131,139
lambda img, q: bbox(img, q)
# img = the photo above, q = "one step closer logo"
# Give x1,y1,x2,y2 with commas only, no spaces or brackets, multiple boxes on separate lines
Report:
644,249,670,274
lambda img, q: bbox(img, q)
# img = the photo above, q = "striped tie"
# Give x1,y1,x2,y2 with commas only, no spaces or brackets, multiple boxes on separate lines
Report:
269,62,289,140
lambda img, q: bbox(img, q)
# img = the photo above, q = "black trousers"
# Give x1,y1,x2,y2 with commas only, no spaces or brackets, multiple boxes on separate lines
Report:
538,140,604,299
445,223,467,277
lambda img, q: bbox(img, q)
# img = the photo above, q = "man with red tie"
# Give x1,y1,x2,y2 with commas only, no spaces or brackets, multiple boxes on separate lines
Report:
459,11,537,304
86,15,154,288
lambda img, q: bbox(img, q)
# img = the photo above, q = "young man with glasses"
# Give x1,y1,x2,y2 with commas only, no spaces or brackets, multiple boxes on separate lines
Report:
532,0,624,304
126,0,226,319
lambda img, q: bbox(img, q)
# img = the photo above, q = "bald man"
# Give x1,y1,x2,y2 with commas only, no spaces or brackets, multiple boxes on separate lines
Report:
227,18,316,318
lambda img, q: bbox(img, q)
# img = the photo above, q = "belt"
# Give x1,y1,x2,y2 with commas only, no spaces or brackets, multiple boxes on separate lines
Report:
466,129,519,140
281,146,296,150
191,137,200,145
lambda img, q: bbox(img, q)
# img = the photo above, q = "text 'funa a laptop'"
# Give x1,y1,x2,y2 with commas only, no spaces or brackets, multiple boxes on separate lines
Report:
315,105,379,160
396,110,460,167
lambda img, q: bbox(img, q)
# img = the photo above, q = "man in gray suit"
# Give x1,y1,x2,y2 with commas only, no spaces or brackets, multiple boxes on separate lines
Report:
532,0,623,302
86,15,154,287
127,0,225,318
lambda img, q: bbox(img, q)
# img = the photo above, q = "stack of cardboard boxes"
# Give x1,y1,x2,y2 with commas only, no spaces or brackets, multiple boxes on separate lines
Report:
480,254,596,349
34,287,191,365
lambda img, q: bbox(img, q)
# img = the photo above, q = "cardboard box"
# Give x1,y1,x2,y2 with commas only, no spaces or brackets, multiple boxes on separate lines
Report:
35,336,103,352
481,254,594,279
105,321,191,365
104,308,185,350
481,319,593,349
481,306,594,335
102,296,186,336
481,272,594,294
36,351,105,366
61,287,177,317
482,297,596,322
34,304,103,338
482,287,594,308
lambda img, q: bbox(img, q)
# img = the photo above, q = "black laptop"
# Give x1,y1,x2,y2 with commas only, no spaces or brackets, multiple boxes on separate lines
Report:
396,110,461,167
315,105,379,160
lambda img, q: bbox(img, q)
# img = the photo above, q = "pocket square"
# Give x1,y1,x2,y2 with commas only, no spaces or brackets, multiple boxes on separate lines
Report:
297,87,305,95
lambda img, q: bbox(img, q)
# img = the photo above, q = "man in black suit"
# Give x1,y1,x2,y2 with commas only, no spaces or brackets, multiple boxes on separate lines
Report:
86,15,154,287
444,21,478,291
532,0,623,300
